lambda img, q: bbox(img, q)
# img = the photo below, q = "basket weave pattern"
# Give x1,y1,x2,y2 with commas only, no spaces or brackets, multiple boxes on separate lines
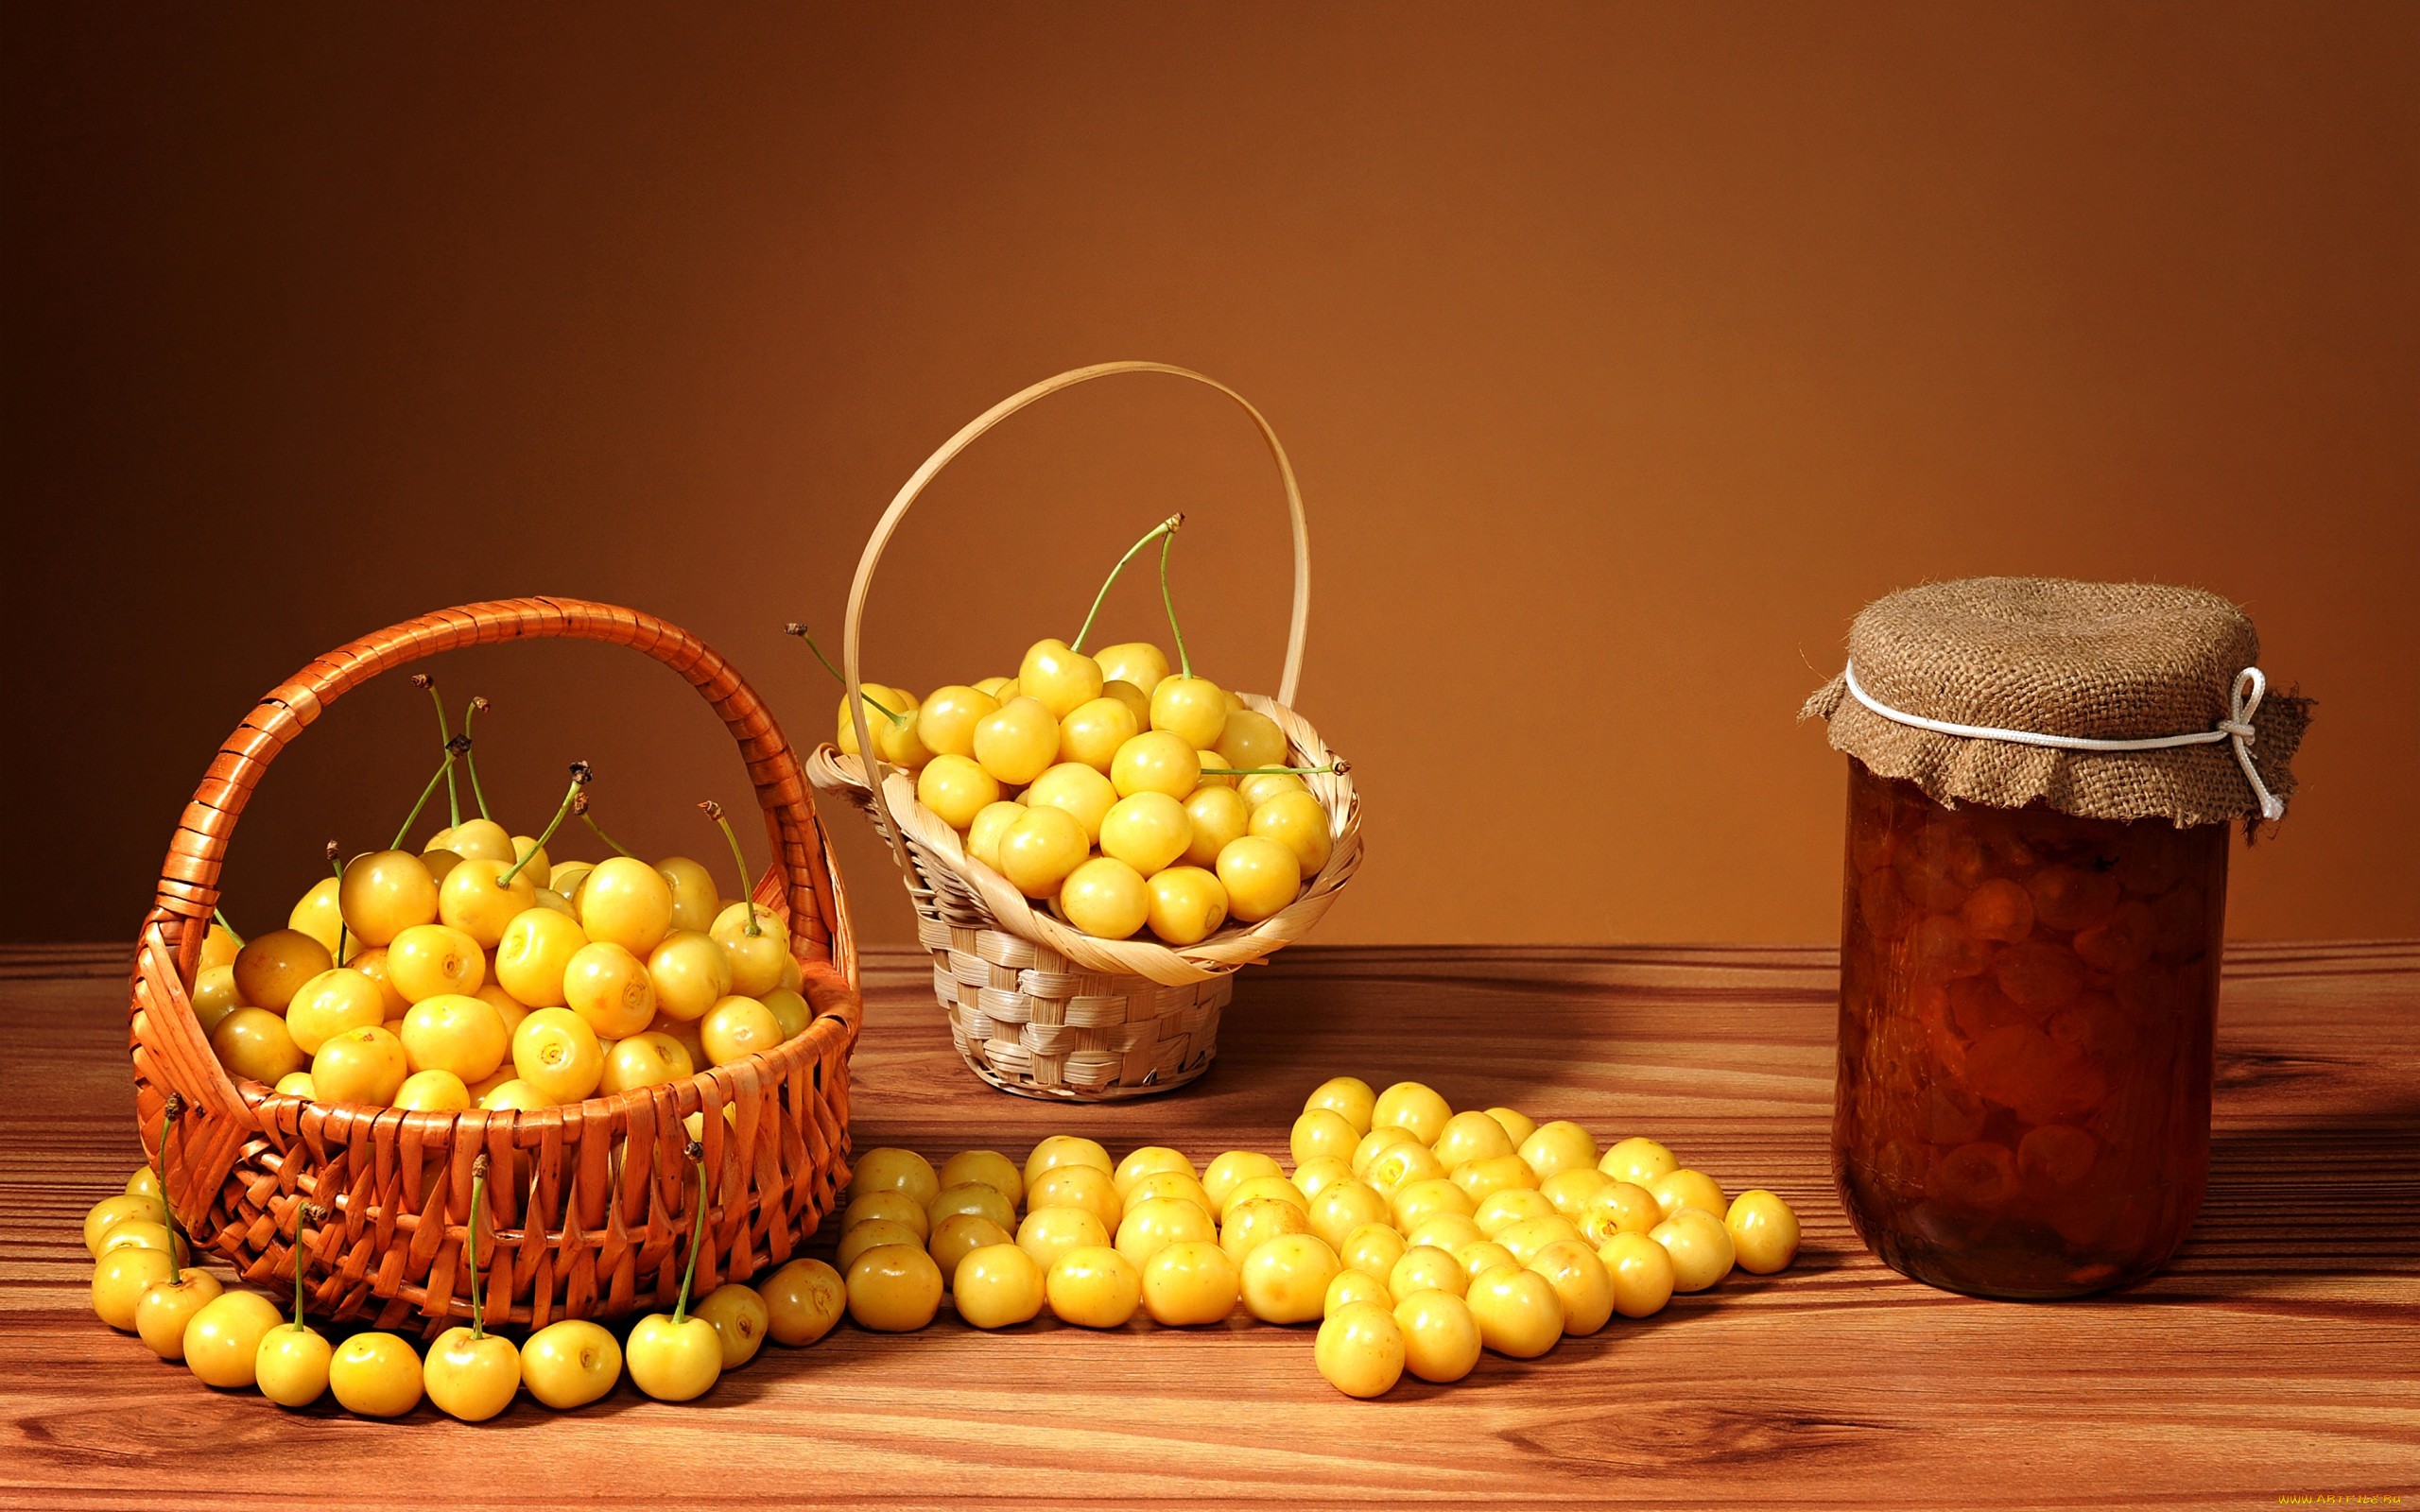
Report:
130,597,862,1334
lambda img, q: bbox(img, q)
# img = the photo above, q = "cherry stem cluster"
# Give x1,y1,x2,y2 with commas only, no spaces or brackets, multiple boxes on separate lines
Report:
573,794,634,858
413,675,462,829
784,625,909,728
673,1142,709,1325
497,764,590,887
467,1155,491,1340
1072,514,1184,653
462,696,493,823
391,736,467,850
700,801,760,937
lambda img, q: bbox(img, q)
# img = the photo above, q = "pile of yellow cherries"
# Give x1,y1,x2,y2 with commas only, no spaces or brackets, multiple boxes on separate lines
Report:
799,515,1340,945
828,1074,1803,1399
193,679,817,1114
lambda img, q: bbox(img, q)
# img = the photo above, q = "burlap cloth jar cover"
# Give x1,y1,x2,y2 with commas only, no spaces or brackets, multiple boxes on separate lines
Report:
1803,577,2309,830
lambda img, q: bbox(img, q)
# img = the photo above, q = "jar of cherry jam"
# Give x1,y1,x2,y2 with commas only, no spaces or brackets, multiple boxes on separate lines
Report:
1804,578,2309,1298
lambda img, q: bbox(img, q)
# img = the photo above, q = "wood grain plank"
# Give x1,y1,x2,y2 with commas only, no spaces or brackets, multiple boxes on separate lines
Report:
2,942,2413,1511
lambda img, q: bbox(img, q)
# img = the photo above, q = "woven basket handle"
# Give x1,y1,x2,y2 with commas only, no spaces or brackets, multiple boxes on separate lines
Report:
842,361,1311,889
147,595,849,1014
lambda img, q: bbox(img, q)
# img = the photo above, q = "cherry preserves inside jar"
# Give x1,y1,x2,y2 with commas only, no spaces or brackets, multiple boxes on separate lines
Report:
1833,759,2227,1297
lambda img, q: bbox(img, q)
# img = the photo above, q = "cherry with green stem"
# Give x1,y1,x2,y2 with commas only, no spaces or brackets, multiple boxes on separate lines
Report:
495,763,591,887
153,1092,185,1261
461,696,494,824
466,1154,492,1340
572,793,633,859
699,800,760,937
782,623,911,730
391,736,469,850
211,909,242,945
1071,514,1184,653
411,674,462,829
674,1140,709,1326
1200,760,1349,778
324,841,349,963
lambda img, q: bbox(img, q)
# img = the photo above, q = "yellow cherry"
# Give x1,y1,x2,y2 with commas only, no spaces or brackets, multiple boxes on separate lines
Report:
447,817,516,864
709,901,790,999
1150,676,1229,748
1026,762,1117,843
182,1289,284,1387
627,1311,723,1400
495,906,587,1008
1100,679,1151,730
837,1219,925,1273
1528,1237,1615,1335
1111,730,1201,800
846,1244,943,1332
1316,1301,1406,1399
1407,1212,1489,1256
996,805,1089,899
1305,1076,1377,1136
1339,1222,1409,1281
1541,1167,1615,1219
1018,638,1104,719
917,685,1001,760
346,948,411,1017
653,856,720,934
96,1218,182,1263
1324,1266,1392,1317
1226,1175,1310,1218
1650,1168,1728,1221
1100,792,1191,876
941,1149,1027,1210
1394,1177,1478,1232
834,683,911,756
1651,1208,1737,1292
1127,1171,1215,1218
1519,1121,1600,1180
1181,785,1251,868
1220,1198,1310,1263
309,1022,410,1106
760,1258,845,1347
1215,709,1288,772
386,922,485,1003
1028,1164,1123,1232
1290,1108,1361,1168
479,1077,547,1110
1576,1180,1664,1246
874,691,933,768
337,850,439,946
399,992,509,1081
84,1193,165,1256
599,1030,694,1094
973,696,1060,786
971,675,1013,698
691,1282,769,1369
1455,1240,1519,1281
233,929,332,1013
578,856,675,955
1060,856,1150,938
1111,1145,1193,1196
530,886,577,919
1725,1190,1802,1275
1485,1107,1539,1145
1240,1232,1341,1324
253,1327,334,1416
928,1181,1018,1235
284,968,386,1056
1372,1082,1453,1143
520,1318,622,1406
562,941,656,1040
1395,1288,1483,1383
190,965,242,1037
93,1246,177,1330
852,1147,943,1209
134,1268,223,1359
1143,866,1227,945
1092,641,1170,696
424,1324,520,1421
1432,1109,1517,1168
1600,1230,1677,1317
953,1243,1046,1329
842,1188,932,1238
1016,1206,1111,1270
1115,1195,1218,1268
212,1007,305,1085
511,1006,604,1103
547,859,594,900
1292,1157,1357,1199
1216,835,1301,923
965,800,1026,873
198,921,242,973
437,859,537,949
1387,1245,1468,1305
1199,1149,1283,1214
1362,1139,1447,1195
1140,1239,1238,1325
700,994,781,1066
761,986,809,1040
1058,696,1140,772
393,1069,470,1112
1455,1154,1544,1206
930,1213,1014,1282
286,876,346,956
1046,1245,1142,1328
918,753,1002,831
1248,789,1332,878
1466,1263,1562,1357
421,848,465,886
1599,1136,1679,1186
1237,770,1309,808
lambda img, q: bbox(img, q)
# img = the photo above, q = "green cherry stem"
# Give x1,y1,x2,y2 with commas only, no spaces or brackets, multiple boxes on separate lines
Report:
467,1154,490,1340
154,1092,184,1262
323,842,349,964
462,697,494,823
412,674,462,829
573,794,634,858
700,801,761,936
288,1199,321,1330
497,763,590,887
673,1141,708,1325
211,909,242,946
1199,761,1349,778
1158,531,1193,679
391,738,467,850
1071,514,1184,653
782,624,909,728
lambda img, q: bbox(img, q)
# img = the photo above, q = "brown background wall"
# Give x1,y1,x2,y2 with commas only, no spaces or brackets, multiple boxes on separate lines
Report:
7,3,2414,950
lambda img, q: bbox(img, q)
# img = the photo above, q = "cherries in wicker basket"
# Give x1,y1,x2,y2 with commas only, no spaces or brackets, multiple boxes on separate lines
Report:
795,515,1342,945
190,681,818,1114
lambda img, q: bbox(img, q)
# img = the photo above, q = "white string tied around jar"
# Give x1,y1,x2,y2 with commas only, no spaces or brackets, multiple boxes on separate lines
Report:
1841,661,2287,823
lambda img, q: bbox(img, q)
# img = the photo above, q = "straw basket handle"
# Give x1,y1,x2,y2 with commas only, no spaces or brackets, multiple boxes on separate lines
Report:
842,361,1312,890
139,597,852,1131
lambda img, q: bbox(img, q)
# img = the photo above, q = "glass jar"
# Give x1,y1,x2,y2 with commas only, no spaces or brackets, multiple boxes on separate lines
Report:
1832,758,2227,1297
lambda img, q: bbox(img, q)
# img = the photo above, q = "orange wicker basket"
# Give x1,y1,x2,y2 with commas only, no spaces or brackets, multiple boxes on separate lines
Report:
129,597,861,1335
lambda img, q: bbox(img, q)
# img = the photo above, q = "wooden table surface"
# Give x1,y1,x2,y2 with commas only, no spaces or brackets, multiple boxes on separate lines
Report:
4,940,2415,1510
